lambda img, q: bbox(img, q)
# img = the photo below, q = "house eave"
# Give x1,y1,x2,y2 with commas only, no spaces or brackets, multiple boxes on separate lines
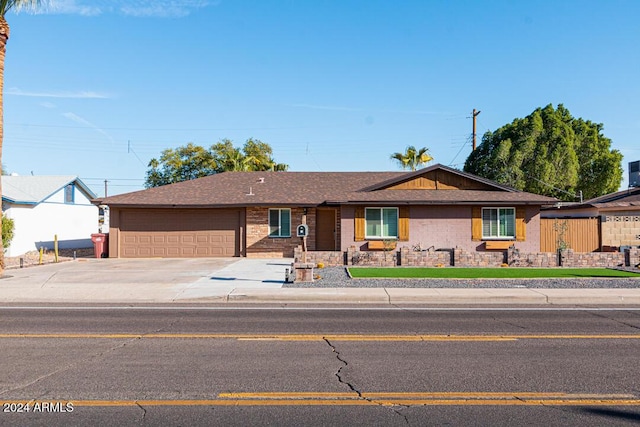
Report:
327,200,552,206
93,202,322,209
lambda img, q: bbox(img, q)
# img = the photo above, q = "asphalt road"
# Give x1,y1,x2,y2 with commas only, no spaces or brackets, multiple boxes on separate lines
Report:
2,307,640,426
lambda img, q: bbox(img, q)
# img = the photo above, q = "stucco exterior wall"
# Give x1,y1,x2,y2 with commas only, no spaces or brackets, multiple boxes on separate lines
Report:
4,190,98,257
340,205,542,252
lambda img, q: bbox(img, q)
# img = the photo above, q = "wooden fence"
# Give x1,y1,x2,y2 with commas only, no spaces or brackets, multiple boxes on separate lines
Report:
540,218,600,253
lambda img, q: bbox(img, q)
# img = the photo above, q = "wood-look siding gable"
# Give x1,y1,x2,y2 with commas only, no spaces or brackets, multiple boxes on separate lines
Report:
385,170,495,191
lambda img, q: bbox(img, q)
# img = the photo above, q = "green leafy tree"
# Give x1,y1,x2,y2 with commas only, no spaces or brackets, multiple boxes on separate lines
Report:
390,146,433,171
145,143,217,188
145,139,288,188
211,139,247,171
1,215,13,251
211,138,289,172
0,0,47,272
464,104,623,201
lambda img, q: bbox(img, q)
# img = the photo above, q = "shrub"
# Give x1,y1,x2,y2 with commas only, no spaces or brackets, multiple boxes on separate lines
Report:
2,216,14,251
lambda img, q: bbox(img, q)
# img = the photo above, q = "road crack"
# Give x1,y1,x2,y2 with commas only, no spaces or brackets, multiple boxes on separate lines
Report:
583,310,640,331
323,337,410,425
40,272,58,289
136,401,148,422
383,288,392,305
0,336,141,398
492,316,527,330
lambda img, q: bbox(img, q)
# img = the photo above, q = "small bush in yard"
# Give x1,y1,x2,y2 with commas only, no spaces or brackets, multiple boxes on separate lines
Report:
2,216,14,251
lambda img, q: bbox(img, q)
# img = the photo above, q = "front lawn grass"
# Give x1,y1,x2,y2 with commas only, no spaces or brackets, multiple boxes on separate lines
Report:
347,267,640,279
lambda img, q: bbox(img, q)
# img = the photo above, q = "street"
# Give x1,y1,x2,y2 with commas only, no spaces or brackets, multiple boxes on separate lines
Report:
1,306,640,426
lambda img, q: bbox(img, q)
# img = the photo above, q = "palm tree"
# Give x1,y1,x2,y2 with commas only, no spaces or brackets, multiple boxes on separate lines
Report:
390,145,433,171
0,0,46,272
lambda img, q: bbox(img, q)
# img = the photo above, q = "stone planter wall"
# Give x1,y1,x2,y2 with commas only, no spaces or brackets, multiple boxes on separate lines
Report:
398,246,451,266
508,248,560,267
294,246,640,269
629,248,640,267
294,247,344,266
453,248,506,267
559,249,626,267
346,246,397,267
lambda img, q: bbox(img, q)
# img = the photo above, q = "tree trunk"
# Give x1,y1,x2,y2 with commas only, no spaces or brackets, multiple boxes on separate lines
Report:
0,17,9,274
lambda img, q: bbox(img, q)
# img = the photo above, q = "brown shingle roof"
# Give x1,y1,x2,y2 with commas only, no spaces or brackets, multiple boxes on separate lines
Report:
551,187,640,210
95,166,557,208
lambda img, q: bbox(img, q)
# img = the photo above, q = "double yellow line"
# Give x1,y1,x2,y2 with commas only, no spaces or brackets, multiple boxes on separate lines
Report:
4,392,640,407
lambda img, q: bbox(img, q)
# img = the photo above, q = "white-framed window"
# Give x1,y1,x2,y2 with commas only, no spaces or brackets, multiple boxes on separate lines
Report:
269,208,291,237
365,207,398,239
482,207,515,239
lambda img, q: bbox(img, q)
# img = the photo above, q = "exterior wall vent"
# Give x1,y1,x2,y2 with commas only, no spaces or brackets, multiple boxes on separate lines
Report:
630,161,640,187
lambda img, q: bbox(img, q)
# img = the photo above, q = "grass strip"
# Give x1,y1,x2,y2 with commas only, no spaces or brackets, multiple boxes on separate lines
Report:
347,267,640,279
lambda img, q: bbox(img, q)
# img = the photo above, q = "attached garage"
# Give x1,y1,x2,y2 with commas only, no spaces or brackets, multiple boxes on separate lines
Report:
114,208,244,258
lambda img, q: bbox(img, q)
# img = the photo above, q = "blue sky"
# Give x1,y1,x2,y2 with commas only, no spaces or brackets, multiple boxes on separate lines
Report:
3,0,639,196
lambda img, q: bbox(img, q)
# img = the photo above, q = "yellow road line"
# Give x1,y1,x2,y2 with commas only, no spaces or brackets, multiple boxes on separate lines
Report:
218,392,635,399
3,397,640,407
1,333,640,341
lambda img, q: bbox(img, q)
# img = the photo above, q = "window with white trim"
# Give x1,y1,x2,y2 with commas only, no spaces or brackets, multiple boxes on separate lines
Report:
482,207,515,239
365,207,398,239
269,208,291,237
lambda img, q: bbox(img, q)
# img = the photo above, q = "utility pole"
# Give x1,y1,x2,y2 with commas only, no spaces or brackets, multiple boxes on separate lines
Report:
472,108,481,151
104,180,108,197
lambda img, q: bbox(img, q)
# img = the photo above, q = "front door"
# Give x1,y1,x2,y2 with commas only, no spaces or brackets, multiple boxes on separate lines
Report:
316,208,337,251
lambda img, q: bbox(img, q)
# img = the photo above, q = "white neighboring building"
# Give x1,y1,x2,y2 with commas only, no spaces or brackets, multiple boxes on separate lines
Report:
2,175,98,257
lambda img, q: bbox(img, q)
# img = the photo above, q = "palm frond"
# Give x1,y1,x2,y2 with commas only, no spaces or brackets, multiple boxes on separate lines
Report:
0,0,47,16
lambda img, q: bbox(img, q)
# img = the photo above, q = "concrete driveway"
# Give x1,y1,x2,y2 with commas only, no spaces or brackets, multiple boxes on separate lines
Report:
3,258,640,306
0,258,292,303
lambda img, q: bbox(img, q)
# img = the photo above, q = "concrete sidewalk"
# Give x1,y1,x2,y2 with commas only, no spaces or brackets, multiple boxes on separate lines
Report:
1,258,640,306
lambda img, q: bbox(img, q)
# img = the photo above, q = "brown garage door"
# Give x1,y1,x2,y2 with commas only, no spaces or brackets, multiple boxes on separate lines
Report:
119,209,242,258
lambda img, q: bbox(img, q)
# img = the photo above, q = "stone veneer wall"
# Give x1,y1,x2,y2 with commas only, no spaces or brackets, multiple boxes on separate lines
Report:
453,248,506,267
246,207,313,258
559,249,626,267
398,246,451,266
629,248,640,267
508,248,559,267
294,247,344,267
346,246,397,267
297,246,640,269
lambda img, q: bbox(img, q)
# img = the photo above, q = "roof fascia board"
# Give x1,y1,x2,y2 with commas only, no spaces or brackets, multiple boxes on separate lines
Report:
328,200,549,206
2,199,38,206
99,203,320,209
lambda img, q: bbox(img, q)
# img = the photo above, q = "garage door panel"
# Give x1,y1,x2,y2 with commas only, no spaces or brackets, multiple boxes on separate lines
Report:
153,235,167,244
119,209,241,258
122,235,137,244
166,247,180,256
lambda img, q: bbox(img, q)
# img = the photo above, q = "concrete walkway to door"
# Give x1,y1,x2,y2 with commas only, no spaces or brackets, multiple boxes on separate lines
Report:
175,258,291,300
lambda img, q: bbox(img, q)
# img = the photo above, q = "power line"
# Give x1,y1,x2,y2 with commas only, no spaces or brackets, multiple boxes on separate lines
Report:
448,134,472,167
6,122,353,132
